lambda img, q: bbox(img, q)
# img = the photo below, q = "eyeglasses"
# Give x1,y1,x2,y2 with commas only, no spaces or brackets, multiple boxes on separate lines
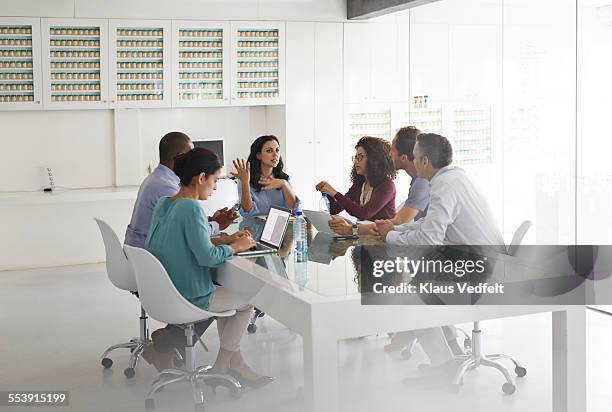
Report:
352,153,367,163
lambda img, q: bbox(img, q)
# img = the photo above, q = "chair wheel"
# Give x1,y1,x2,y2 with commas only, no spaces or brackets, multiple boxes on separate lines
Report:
124,367,135,378
401,348,412,360
449,383,462,393
145,398,155,411
230,387,242,400
101,358,113,368
247,324,257,334
515,366,527,377
502,382,516,395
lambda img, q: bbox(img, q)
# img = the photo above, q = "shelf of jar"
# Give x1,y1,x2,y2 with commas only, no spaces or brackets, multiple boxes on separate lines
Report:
0,47,33,52
50,76,100,81
179,64,222,69
179,57,223,62
117,95,164,101
50,57,100,61
117,84,162,89
117,78,162,83
117,65,163,70
235,92,279,98
116,54,163,59
237,63,278,69
49,35,100,41
0,65,33,70
51,90,101,95
178,86,222,91
116,31,163,38
178,78,222,83
179,94,223,100
179,34,223,39
50,95,102,102
0,96,35,102
179,73,222,78
179,49,223,54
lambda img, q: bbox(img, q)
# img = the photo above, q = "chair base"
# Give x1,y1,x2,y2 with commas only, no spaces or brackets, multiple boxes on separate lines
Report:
100,306,150,378
146,366,241,410
100,337,149,378
451,321,526,395
144,323,242,410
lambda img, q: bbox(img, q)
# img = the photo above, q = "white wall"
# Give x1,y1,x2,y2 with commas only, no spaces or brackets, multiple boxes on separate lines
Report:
1,0,347,22
0,110,115,191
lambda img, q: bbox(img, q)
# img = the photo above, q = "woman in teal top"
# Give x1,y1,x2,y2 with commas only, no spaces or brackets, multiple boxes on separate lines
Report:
146,147,273,388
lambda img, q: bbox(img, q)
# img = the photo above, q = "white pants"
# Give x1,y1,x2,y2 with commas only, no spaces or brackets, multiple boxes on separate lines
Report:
208,286,254,352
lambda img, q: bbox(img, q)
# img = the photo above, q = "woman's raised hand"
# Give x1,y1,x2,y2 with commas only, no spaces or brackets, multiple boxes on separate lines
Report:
230,158,250,182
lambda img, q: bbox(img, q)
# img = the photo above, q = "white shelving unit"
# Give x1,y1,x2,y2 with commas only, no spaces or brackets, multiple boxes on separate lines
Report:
230,21,285,106
0,18,42,110
344,105,393,181
404,108,443,135
109,20,171,108
347,110,393,141
171,21,230,107
452,106,492,165
41,18,109,110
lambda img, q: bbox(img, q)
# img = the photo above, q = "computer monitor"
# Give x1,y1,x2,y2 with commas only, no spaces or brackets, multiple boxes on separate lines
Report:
192,139,225,167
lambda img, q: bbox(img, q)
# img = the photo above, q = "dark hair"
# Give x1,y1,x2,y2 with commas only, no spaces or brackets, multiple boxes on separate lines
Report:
159,131,191,164
247,135,289,191
394,126,421,161
351,136,397,187
416,133,453,169
174,147,222,186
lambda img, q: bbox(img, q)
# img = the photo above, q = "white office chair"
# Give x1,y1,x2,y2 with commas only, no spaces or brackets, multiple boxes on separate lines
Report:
124,245,241,412
451,220,532,394
94,218,150,379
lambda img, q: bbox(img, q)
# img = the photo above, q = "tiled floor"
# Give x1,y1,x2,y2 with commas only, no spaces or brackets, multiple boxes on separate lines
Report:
0,264,609,412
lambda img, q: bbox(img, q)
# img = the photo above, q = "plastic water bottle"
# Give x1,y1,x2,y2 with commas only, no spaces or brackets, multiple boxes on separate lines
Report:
293,210,308,260
295,260,308,291
320,192,330,212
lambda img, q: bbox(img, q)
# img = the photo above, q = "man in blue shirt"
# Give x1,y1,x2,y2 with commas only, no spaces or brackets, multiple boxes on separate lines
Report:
125,131,238,248
329,126,429,234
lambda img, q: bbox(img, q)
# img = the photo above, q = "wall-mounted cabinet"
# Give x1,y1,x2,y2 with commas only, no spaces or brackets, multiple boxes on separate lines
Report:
0,18,42,110
41,18,109,110
230,21,285,106
109,20,171,108
171,21,230,107
343,23,407,104
0,18,288,111
285,22,342,209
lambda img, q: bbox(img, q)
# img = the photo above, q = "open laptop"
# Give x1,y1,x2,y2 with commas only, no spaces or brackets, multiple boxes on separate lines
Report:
237,205,292,257
303,209,357,239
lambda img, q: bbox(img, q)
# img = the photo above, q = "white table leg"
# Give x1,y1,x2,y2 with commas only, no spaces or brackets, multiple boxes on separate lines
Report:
552,307,586,412
303,321,339,412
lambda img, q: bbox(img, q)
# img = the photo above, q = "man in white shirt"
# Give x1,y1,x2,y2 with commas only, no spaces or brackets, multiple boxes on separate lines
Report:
373,133,505,371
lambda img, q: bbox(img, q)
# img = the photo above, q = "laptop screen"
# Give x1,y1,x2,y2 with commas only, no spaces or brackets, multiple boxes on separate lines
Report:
260,206,291,248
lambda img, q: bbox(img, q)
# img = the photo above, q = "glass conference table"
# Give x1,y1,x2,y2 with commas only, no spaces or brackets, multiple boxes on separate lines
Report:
213,218,586,412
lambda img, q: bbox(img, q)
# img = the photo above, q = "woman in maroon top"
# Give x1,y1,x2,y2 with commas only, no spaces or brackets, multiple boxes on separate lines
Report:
315,136,397,221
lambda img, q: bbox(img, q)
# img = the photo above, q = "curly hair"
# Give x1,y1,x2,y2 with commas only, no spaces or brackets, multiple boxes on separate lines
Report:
350,136,397,187
247,135,290,192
